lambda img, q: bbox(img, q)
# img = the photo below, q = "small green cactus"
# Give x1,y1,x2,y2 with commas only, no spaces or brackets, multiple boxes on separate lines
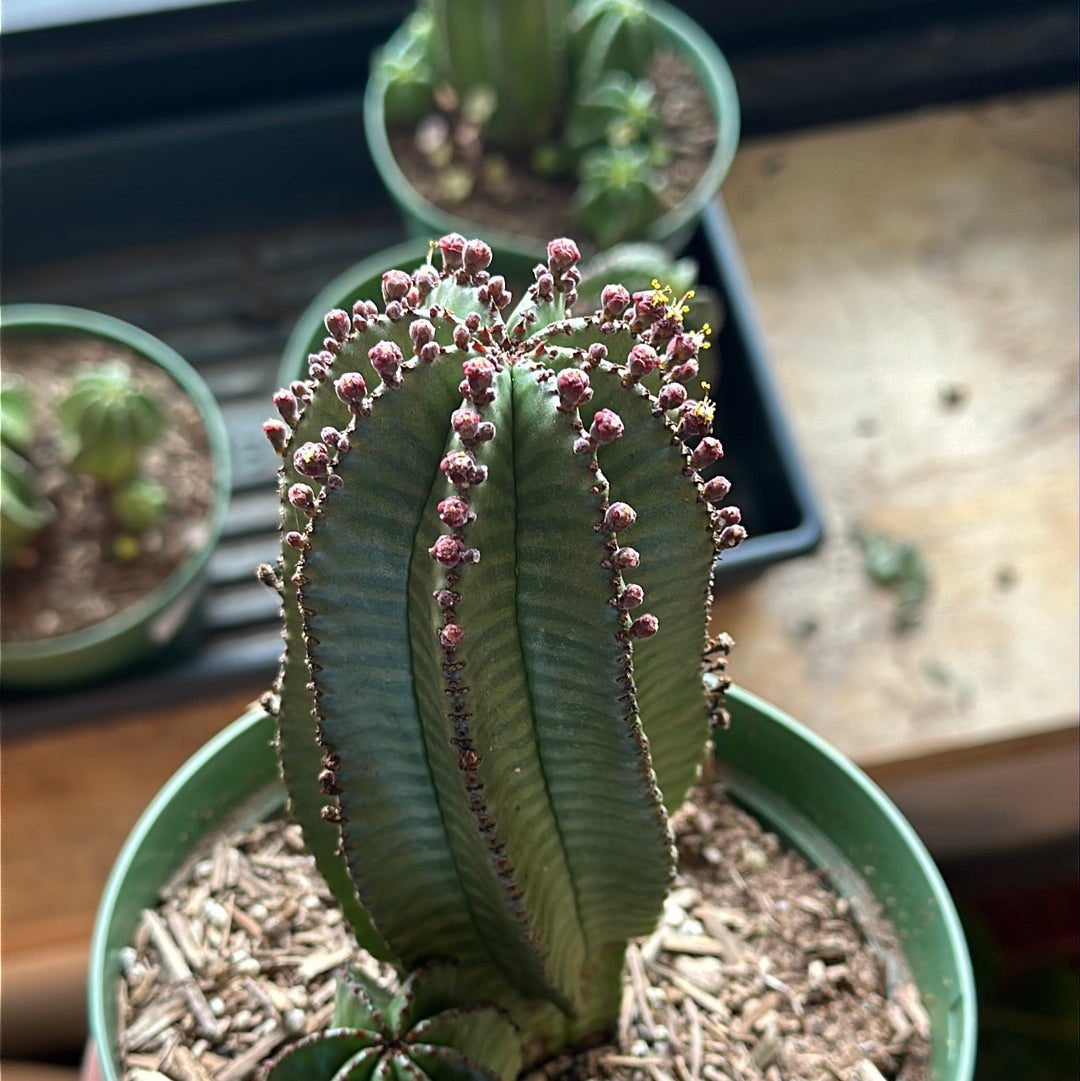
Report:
377,0,698,245
57,359,164,487
259,234,742,1079
0,383,55,566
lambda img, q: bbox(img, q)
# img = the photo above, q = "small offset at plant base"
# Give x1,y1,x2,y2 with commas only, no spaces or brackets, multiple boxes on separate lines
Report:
258,234,744,1078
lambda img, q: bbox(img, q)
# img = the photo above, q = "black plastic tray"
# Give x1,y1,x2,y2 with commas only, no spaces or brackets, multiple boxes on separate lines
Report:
1,192,821,734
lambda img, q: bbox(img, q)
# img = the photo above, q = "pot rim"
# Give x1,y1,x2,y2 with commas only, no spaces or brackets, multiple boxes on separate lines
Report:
0,302,232,668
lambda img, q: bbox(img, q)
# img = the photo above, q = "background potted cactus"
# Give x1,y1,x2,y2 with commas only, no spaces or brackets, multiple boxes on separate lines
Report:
0,304,231,691
365,0,740,253
88,237,975,1081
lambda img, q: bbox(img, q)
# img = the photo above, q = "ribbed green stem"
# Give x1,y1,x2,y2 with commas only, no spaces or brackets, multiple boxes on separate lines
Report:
430,0,569,148
266,237,743,1075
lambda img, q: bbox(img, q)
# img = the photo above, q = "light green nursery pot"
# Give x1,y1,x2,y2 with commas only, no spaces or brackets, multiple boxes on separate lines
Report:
88,689,976,1081
363,0,741,255
0,304,231,690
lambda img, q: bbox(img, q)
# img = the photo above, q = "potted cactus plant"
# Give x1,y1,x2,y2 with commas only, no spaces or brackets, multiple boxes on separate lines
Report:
88,237,975,1080
364,0,740,253
0,304,231,690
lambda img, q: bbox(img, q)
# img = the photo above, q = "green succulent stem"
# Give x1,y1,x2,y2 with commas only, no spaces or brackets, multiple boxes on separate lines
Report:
262,235,743,1076
427,0,570,149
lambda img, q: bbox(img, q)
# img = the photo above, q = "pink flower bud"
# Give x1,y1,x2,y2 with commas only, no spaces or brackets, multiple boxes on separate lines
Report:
632,290,665,326
403,320,431,354
589,408,624,445
288,483,317,515
437,496,471,528
629,613,660,639
263,419,288,455
667,359,699,384
438,233,467,270
615,583,645,610
320,426,346,449
324,308,352,343
534,271,555,302
665,332,698,364
603,501,636,532
334,371,368,412
368,340,404,385
451,408,496,445
413,266,440,300
556,368,592,412
718,506,742,525
547,237,581,274
293,442,331,480
464,239,493,275
433,589,459,610
611,546,640,569
429,534,465,567
381,269,412,303
600,283,631,320
440,623,465,649
718,524,747,549
479,275,509,309
587,342,608,365
657,383,687,411
627,344,660,380
273,388,299,425
462,357,495,393
676,401,712,442
689,437,723,469
701,476,732,504
441,450,487,486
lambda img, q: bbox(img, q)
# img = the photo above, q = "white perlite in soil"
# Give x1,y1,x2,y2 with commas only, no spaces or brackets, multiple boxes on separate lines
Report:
115,787,930,1081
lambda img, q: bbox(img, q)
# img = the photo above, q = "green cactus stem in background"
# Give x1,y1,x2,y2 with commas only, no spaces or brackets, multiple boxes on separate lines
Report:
427,0,571,150
259,234,744,1079
0,382,55,566
57,359,164,487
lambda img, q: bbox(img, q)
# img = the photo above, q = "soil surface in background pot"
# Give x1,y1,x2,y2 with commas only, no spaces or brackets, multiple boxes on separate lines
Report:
111,784,930,1081
1,335,213,642
387,50,716,247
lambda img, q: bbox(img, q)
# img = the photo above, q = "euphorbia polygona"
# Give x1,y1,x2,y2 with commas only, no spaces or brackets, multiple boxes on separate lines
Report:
260,234,743,1081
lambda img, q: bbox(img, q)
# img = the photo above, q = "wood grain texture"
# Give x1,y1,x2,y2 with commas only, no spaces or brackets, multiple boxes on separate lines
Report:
714,88,1079,765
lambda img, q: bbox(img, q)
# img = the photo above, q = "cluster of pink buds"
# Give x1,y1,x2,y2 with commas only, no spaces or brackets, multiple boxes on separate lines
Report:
531,238,582,307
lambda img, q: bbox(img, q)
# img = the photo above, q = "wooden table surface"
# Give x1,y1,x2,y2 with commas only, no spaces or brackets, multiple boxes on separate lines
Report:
2,87,1077,1060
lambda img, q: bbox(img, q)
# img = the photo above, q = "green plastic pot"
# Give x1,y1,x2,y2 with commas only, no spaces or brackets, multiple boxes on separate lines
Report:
363,0,741,256
0,304,232,690
88,688,976,1080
